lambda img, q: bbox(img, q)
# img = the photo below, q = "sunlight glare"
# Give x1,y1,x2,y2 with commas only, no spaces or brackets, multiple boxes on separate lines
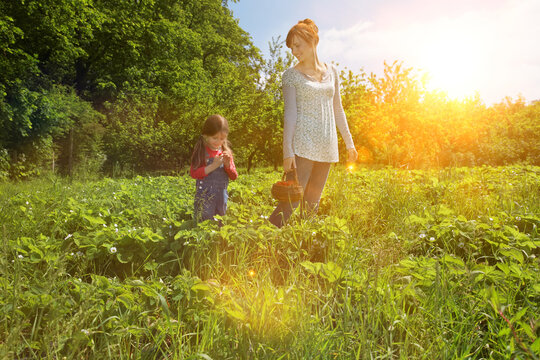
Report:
419,21,493,100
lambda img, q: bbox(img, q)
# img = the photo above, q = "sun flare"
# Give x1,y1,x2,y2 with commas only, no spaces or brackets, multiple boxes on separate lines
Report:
418,19,493,100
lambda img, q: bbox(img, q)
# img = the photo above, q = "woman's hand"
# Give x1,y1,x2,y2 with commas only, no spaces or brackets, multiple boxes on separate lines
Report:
283,157,296,172
347,148,358,163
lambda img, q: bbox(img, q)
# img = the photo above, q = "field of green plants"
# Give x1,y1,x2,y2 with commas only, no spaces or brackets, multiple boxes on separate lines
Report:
1,165,539,359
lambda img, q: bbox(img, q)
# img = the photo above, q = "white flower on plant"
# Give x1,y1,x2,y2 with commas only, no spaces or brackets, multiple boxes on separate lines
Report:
70,252,75,256
81,329,90,335
419,233,426,239
65,234,73,240
115,228,118,233
516,216,521,221
109,246,117,254
429,237,435,242
489,217,493,221
312,231,316,236
26,201,29,205
18,254,23,259
114,224,118,227
163,218,167,221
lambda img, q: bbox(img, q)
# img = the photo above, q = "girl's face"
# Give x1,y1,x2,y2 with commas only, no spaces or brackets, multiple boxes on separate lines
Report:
290,36,314,63
205,131,227,150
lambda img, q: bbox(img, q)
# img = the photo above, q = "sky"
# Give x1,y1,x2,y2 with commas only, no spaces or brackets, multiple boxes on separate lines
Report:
229,0,540,105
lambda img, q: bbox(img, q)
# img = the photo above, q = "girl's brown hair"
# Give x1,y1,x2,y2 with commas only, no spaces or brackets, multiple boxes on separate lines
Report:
285,19,319,48
190,114,232,169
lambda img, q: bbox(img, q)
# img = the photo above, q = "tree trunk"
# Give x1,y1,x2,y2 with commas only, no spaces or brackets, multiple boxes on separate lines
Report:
247,149,257,173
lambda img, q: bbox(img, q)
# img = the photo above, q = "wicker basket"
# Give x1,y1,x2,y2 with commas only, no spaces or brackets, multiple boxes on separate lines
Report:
271,168,303,202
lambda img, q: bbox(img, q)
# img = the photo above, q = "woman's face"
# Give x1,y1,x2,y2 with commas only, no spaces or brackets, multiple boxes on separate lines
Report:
290,36,314,63
205,132,227,150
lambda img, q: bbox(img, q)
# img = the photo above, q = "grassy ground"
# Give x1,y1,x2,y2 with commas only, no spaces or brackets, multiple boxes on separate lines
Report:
1,165,539,359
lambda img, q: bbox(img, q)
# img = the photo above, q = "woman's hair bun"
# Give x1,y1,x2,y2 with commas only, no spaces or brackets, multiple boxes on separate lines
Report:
299,18,318,33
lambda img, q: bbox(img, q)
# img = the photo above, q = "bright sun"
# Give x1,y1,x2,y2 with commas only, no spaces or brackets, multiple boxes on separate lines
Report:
419,21,492,100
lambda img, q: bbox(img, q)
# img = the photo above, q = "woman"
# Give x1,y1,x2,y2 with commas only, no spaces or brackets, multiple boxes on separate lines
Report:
269,18,358,228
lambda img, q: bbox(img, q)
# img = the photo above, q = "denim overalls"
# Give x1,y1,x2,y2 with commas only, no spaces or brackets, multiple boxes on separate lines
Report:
194,154,229,223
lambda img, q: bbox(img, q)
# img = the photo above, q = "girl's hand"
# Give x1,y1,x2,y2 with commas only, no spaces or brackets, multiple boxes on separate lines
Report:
222,151,232,168
204,155,223,175
347,148,358,163
215,154,224,166
283,157,296,172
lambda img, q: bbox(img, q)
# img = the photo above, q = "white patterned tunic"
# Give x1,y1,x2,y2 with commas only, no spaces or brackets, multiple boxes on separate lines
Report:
282,64,355,163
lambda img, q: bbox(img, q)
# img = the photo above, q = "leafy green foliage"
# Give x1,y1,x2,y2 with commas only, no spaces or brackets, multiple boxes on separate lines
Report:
2,0,538,179
342,61,540,168
1,165,538,358
0,0,261,175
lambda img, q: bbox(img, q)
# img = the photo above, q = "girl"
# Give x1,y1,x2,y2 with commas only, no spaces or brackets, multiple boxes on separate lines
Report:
190,114,238,224
268,19,358,227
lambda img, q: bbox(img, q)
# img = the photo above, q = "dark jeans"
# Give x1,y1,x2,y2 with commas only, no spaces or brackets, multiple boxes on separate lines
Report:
269,155,331,228
194,186,228,222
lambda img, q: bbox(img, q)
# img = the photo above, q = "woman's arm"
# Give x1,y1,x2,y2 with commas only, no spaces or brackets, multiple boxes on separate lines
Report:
332,67,355,150
283,79,297,171
332,66,358,162
283,84,297,159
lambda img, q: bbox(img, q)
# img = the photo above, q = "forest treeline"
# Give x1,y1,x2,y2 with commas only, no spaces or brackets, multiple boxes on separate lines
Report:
1,0,539,180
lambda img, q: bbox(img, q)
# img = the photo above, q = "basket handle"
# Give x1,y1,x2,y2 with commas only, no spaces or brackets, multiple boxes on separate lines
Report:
284,166,299,183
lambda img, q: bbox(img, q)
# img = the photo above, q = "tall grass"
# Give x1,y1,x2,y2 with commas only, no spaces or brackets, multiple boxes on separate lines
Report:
1,165,539,359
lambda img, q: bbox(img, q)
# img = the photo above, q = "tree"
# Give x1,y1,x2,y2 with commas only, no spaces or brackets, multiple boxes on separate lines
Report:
230,37,293,172
1,0,262,175
366,61,428,167
478,97,540,165
339,67,373,163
